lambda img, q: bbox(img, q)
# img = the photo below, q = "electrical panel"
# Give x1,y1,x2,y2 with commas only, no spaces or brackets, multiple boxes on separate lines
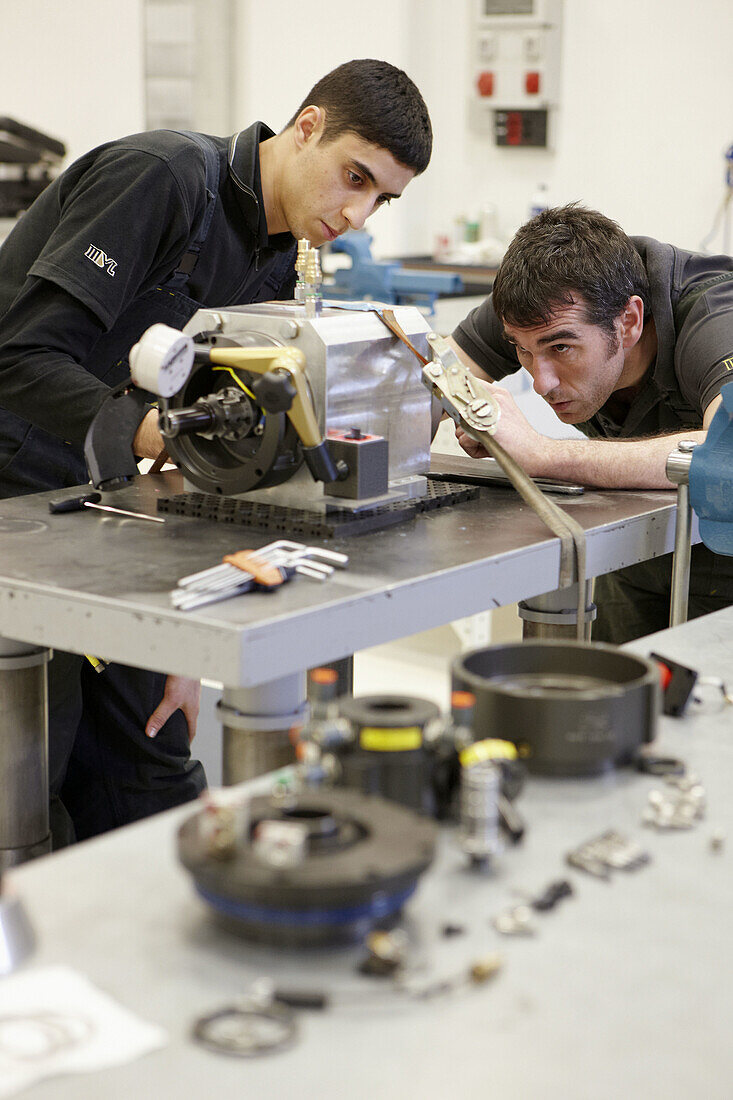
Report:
470,0,563,148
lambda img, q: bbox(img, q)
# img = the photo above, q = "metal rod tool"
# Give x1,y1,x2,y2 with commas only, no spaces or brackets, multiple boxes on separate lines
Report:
49,492,165,524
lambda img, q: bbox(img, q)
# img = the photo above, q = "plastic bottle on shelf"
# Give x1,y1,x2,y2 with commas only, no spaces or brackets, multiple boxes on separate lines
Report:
528,183,549,220
479,203,499,241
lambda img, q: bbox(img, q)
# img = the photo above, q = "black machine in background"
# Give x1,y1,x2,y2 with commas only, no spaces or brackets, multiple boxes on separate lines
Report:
0,117,66,218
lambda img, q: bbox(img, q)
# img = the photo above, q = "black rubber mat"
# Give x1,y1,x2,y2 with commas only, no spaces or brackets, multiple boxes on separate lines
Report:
156,479,479,539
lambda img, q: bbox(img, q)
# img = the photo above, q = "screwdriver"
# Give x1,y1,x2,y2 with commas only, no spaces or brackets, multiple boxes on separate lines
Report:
49,492,165,524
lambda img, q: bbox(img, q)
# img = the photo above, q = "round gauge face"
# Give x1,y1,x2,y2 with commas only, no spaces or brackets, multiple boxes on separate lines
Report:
157,338,194,397
130,324,194,397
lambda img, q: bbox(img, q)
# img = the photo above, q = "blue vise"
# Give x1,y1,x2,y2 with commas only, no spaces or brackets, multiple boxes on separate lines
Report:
689,379,733,555
327,231,463,315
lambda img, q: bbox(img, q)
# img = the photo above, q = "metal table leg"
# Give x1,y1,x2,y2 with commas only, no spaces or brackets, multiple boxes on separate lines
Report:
518,582,596,641
0,637,51,866
218,672,309,784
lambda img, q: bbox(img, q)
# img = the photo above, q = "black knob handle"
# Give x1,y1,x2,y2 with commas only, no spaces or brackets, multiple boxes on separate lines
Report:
251,371,297,414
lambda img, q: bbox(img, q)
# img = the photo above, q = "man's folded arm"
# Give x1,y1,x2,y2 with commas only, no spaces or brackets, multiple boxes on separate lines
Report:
454,373,722,491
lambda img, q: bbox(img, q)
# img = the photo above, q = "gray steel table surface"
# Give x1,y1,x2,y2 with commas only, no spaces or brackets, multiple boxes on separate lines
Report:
0,472,690,686
6,606,733,1099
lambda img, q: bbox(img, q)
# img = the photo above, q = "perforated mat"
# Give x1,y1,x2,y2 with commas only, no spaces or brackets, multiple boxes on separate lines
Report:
156,479,479,539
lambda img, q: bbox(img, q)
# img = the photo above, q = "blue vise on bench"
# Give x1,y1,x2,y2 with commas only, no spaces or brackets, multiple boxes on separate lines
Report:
327,231,463,315
667,379,733,624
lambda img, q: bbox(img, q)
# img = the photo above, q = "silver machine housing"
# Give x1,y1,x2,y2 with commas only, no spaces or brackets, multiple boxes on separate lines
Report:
176,301,434,509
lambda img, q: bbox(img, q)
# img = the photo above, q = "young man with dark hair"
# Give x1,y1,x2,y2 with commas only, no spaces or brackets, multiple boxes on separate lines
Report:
285,58,432,175
449,204,733,643
0,58,432,847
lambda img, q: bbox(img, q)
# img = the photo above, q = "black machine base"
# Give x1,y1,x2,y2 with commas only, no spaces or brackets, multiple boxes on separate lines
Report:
156,478,479,538
178,789,437,947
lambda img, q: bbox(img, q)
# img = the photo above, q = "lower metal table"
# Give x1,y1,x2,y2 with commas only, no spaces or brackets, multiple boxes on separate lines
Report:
0,470,691,860
5,605,732,1099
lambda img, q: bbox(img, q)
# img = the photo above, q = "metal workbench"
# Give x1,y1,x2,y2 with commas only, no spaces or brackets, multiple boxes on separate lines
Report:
0,470,688,686
6,605,733,1099
0,467,695,861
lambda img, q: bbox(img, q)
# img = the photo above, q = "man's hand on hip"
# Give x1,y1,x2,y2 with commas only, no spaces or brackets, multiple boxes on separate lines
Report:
146,675,201,743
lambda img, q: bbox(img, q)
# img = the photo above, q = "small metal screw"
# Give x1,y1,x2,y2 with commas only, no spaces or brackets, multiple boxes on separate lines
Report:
710,831,726,853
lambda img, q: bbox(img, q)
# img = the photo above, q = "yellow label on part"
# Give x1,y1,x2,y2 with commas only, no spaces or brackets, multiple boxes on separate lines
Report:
359,726,422,751
459,738,518,768
723,357,733,372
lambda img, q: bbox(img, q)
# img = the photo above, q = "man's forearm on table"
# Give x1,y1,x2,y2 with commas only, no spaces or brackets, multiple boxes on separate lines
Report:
530,431,707,489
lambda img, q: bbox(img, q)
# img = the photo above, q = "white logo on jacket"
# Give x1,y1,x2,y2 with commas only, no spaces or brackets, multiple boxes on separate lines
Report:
84,244,117,276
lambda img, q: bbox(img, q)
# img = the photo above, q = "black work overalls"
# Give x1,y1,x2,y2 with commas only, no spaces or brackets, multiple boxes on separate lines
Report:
5,132,296,845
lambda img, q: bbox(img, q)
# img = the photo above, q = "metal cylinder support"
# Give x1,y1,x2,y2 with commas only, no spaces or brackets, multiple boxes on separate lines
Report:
219,672,309,784
518,582,596,641
666,442,696,628
669,479,693,627
0,637,51,866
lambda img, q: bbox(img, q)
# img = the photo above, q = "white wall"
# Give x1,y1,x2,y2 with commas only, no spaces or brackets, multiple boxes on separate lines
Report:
0,0,145,167
232,0,422,257
405,0,733,255
230,0,733,257
1,0,730,258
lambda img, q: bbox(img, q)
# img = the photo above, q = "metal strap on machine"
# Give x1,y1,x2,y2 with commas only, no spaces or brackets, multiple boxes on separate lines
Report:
375,311,587,640
377,308,429,365
467,427,587,639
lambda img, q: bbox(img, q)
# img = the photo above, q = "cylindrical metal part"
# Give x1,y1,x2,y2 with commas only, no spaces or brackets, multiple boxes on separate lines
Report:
160,404,217,438
459,760,502,865
519,582,596,641
0,639,51,865
670,480,692,627
666,442,696,628
335,695,441,813
453,642,659,777
665,443,695,486
219,674,308,784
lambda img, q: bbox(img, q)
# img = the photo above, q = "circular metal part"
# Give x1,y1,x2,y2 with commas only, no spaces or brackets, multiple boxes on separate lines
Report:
178,788,437,946
160,333,304,495
129,323,194,397
160,387,258,442
452,642,659,777
665,444,696,485
335,695,441,813
338,695,440,733
192,1003,297,1058
463,396,500,433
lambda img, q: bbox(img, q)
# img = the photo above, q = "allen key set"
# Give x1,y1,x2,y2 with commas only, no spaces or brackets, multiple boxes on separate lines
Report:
172,539,349,611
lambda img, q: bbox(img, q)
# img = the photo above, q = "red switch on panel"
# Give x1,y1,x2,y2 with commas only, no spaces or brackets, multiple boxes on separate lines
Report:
525,71,541,95
506,112,523,145
477,71,495,97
